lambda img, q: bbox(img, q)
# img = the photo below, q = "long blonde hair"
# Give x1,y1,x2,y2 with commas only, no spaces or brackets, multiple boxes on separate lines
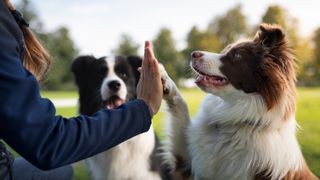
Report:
4,0,51,81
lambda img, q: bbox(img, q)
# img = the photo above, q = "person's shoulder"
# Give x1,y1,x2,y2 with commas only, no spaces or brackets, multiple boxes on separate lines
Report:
0,1,24,43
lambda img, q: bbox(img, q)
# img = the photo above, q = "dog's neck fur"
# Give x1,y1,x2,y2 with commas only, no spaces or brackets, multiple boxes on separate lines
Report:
188,91,303,180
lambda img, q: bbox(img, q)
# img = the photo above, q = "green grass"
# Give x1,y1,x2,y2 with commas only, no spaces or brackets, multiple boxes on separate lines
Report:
41,91,79,99
56,107,78,117
37,88,320,178
296,88,320,175
152,88,207,139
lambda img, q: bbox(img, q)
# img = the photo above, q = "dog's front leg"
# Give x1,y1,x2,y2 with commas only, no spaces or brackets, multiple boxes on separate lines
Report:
159,65,191,176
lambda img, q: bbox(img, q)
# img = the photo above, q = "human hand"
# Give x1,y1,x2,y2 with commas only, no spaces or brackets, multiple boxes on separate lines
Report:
137,41,163,116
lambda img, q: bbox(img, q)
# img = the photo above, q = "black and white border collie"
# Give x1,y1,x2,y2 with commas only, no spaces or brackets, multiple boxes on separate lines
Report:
161,24,318,180
71,55,170,180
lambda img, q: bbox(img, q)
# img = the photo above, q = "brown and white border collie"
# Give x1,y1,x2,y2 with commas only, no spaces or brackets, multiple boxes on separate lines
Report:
71,55,170,180
161,24,318,180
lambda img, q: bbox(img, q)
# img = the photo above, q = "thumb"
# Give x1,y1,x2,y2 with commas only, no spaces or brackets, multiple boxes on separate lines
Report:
137,67,142,73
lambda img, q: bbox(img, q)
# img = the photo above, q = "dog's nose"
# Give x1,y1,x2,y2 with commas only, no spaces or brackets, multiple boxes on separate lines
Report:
191,51,204,59
108,80,121,92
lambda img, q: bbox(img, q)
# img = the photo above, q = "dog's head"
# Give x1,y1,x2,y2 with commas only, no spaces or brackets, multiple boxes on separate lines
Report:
71,55,142,115
191,23,295,110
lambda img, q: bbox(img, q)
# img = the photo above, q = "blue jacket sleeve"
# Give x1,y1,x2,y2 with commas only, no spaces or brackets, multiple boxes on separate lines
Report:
0,2,152,170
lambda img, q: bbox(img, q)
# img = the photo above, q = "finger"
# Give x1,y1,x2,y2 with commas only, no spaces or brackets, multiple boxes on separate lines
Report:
145,46,157,74
152,62,161,80
145,43,155,59
143,42,148,66
143,41,160,79
137,67,144,81
143,41,152,65
143,46,152,70
145,41,151,49
144,43,158,70
143,50,153,78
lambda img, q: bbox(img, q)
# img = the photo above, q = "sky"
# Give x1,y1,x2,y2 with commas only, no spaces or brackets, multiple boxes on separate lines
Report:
11,0,320,57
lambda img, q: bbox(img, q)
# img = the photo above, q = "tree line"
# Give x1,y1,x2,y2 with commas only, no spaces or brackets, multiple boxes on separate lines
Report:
18,1,320,90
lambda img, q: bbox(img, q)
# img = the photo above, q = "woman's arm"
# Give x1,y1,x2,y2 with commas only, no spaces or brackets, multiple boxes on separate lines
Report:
0,1,151,170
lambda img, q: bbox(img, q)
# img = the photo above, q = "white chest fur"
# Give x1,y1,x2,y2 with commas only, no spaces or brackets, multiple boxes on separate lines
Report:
86,127,161,180
187,95,303,180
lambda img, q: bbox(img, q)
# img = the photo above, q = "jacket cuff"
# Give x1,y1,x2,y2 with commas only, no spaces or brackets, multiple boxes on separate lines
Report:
126,99,152,133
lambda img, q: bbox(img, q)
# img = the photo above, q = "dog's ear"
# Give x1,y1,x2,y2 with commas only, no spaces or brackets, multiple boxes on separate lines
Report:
127,55,142,69
71,55,104,87
127,56,142,82
71,55,97,75
254,23,285,49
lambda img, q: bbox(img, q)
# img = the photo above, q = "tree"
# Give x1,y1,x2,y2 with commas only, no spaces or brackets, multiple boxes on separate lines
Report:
15,0,79,90
15,0,44,33
153,28,183,82
208,4,248,47
261,5,299,47
262,5,286,28
296,37,315,85
113,34,140,56
184,26,222,57
313,28,320,83
41,27,79,90
261,5,311,84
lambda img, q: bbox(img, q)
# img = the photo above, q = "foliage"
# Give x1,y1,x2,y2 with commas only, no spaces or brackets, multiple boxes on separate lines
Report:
40,27,79,90
262,5,287,28
313,28,320,83
296,38,315,85
113,34,140,56
260,5,318,86
185,26,222,52
153,28,184,83
261,5,299,45
208,4,248,47
15,0,44,32
15,0,79,90
16,1,320,88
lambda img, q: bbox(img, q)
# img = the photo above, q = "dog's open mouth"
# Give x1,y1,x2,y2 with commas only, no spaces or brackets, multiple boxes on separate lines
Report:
193,67,229,87
103,95,125,109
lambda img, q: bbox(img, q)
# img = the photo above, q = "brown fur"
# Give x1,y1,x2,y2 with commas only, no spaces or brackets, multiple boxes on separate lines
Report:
220,23,296,120
254,161,318,180
220,24,316,179
250,26,316,180
170,155,191,180
283,161,318,180
254,24,296,120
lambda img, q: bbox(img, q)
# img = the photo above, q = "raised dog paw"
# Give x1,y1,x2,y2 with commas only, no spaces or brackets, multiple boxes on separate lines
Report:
159,64,177,99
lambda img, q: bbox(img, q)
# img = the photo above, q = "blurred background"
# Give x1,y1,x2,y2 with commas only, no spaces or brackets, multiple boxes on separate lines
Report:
10,0,320,179
10,0,320,88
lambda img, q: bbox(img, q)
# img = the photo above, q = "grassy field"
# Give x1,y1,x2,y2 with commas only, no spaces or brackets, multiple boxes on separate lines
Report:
45,87,320,179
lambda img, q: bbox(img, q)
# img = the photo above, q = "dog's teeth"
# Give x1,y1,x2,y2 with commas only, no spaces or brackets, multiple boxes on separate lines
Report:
195,75,204,83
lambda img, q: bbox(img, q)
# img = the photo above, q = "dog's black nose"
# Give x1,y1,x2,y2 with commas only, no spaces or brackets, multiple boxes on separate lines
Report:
191,51,204,59
108,80,121,92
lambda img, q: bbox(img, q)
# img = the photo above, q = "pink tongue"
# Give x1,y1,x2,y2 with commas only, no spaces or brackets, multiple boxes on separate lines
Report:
107,99,124,109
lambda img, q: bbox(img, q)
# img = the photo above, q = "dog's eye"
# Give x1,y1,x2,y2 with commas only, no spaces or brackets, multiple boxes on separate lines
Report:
234,52,242,60
120,73,128,79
